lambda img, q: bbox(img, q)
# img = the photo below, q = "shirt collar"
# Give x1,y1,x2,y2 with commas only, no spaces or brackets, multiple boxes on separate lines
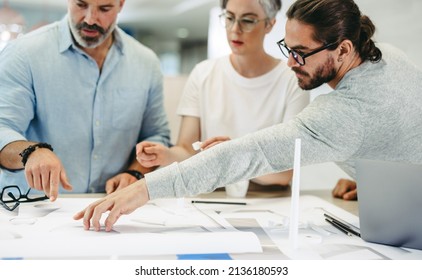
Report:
58,15,125,55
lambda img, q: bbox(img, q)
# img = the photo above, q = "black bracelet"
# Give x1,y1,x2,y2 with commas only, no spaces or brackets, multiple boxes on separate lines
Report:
19,143,53,166
124,169,144,180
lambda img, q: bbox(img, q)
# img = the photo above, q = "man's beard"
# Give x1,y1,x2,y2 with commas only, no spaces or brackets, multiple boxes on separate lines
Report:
69,18,116,48
292,56,337,90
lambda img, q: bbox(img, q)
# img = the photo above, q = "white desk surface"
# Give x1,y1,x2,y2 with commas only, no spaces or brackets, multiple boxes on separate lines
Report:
3,188,420,260
63,188,358,215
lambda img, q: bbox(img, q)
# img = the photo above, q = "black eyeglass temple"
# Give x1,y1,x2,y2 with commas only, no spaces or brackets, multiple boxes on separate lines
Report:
7,191,19,201
22,187,49,202
26,195,49,202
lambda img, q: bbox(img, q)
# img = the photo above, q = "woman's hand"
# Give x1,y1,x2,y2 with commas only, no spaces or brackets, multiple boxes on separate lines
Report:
136,141,172,168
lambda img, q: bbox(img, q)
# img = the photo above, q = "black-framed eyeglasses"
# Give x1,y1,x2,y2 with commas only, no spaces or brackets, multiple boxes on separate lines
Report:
219,12,268,33
0,185,48,211
277,38,337,66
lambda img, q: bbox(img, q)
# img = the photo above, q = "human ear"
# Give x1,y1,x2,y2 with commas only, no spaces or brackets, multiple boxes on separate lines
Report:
265,18,276,34
337,40,353,62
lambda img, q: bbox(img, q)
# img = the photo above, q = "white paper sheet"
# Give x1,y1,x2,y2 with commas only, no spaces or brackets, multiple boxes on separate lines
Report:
0,197,262,259
1,195,422,259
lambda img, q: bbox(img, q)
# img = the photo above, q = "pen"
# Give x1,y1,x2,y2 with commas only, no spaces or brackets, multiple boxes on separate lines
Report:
192,141,203,151
191,200,247,205
325,218,353,237
324,213,361,237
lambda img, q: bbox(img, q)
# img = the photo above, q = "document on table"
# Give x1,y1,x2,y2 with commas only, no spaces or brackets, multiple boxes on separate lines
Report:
1,195,422,259
0,197,261,259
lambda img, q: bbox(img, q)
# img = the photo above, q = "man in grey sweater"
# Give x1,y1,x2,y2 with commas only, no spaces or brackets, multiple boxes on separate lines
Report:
75,0,422,232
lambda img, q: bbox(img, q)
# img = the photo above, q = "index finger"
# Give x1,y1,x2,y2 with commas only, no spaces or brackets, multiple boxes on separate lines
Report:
201,137,218,147
136,141,155,153
49,168,60,201
202,136,230,148
143,145,161,154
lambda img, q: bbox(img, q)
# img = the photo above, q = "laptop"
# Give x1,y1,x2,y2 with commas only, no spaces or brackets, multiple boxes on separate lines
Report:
356,159,422,250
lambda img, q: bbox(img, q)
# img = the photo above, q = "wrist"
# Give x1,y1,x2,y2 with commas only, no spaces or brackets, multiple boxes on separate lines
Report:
124,169,144,180
19,143,53,166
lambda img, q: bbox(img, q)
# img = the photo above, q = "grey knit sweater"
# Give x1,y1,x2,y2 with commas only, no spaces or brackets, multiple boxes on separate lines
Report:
146,44,422,199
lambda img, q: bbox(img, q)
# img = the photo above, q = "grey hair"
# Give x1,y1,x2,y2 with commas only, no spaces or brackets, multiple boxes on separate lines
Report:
220,0,282,19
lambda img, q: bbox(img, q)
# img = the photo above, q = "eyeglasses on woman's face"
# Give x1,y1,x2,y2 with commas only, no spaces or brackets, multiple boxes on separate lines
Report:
277,38,337,66
219,12,268,33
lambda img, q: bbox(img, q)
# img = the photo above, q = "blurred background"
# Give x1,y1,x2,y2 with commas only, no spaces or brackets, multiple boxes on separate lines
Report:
1,0,421,75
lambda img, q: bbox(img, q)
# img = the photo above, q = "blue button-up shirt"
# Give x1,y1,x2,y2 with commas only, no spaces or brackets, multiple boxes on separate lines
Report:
0,16,170,193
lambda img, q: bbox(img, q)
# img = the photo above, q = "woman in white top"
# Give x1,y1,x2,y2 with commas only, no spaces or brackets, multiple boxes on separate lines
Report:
136,0,309,186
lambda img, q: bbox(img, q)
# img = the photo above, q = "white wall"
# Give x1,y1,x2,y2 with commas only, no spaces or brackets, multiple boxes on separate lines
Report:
355,0,422,69
163,76,188,143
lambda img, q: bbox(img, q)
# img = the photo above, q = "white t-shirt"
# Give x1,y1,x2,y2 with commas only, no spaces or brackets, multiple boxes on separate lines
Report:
177,56,310,140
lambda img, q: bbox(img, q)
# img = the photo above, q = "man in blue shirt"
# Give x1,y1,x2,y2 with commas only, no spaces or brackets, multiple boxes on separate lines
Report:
0,0,170,201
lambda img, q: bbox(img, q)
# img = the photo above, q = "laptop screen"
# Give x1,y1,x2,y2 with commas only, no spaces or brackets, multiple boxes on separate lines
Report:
356,159,422,250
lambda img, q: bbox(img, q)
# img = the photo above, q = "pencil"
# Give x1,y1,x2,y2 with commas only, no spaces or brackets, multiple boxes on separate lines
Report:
325,218,352,237
191,200,247,205
324,213,361,237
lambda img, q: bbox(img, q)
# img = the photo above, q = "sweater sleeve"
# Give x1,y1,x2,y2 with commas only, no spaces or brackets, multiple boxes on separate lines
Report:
145,91,365,199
